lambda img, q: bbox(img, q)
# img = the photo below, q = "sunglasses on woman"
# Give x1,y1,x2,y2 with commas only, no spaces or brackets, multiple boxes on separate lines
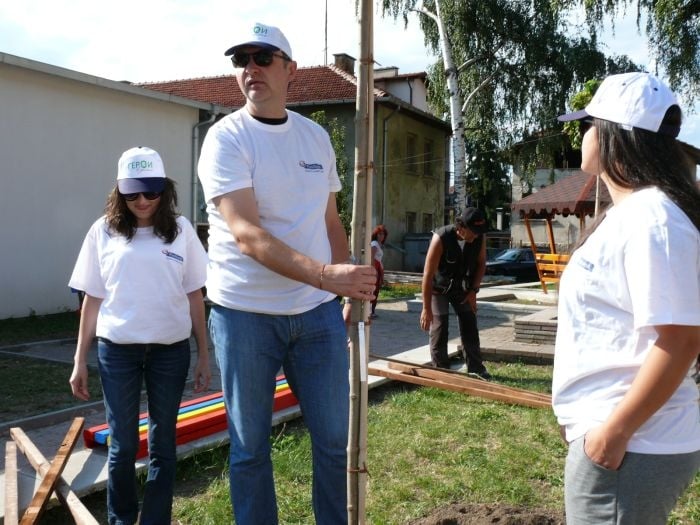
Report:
122,192,162,202
579,117,594,135
230,49,290,68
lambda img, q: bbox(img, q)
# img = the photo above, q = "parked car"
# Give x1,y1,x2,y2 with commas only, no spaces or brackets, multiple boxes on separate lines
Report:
485,247,540,283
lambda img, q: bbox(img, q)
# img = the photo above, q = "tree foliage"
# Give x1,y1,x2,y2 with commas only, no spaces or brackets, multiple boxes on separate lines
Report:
555,0,700,104
381,0,640,212
310,111,352,235
561,79,602,150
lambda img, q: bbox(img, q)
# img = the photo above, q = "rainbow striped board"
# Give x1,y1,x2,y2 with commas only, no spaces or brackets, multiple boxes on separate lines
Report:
83,375,298,459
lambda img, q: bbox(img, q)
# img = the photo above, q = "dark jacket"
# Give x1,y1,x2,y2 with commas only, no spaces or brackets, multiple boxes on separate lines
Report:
432,225,482,294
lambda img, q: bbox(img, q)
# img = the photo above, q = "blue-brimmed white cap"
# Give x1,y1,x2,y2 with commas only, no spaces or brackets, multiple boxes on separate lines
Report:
117,146,166,194
224,22,292,59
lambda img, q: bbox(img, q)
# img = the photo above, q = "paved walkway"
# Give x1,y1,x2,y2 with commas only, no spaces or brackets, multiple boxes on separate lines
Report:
0,290,555,519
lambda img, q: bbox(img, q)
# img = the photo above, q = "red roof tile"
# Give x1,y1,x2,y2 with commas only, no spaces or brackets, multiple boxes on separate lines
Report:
139,65,387,108
512,171,611,218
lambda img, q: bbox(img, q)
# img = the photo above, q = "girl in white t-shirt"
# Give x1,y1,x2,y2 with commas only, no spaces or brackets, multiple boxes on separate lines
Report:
554,73,700,524
68,147,209,525
370,224,387,319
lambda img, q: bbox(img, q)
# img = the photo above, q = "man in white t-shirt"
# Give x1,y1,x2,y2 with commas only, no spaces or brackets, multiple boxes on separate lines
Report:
197,22,376,525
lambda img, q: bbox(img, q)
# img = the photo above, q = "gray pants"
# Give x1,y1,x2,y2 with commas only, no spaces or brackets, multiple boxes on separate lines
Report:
565,436,700,524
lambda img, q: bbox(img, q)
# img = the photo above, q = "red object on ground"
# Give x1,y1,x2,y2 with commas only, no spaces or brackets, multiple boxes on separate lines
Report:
83,380,298,458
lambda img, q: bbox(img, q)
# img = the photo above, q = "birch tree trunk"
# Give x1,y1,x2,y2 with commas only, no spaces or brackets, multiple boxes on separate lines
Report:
417,0,468,213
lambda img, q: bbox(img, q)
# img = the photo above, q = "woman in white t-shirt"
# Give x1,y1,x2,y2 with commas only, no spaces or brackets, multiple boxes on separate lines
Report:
370,224,387,319
68,147,209,525
554,73,700,524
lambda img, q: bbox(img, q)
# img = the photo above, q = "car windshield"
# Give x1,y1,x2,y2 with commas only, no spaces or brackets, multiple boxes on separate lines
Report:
494,249,523,262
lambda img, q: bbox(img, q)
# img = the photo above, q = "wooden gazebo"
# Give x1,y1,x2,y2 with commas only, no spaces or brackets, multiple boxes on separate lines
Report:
511,171,611,292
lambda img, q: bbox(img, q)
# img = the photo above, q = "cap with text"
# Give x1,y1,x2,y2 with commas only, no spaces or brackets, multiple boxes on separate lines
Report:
557,72,680,137
117,146,166,194
224,22,292,59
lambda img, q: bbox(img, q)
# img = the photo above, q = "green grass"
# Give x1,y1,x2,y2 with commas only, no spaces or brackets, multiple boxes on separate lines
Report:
0,354,102,422
40,361,700,524
0,311,79,345
378,283,421,300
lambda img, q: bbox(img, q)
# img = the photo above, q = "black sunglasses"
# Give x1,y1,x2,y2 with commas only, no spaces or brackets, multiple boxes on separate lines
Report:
579,117,594,135
231,49,290,68
122,192,162,202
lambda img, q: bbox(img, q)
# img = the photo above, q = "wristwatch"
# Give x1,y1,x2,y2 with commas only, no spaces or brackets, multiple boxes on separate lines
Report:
468,287,479,294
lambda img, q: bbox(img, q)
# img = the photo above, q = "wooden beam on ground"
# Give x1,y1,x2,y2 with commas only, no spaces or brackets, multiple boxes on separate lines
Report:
391,364,551,406
368,362,551,409
18,417,84,525
5,440,19,525
10,426,99,525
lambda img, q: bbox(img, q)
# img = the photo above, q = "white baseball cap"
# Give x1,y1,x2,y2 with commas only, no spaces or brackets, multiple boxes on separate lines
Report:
117,147,166,194
558,72,681,137
224,22,292,59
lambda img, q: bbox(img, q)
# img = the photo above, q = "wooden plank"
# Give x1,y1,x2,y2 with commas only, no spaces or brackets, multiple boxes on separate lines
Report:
536,254,570,262
10,426,99,525
368,366,551,409
5,440,19,525
537,263,568,272
19,417,84,525
545,217,557,254
387,363,552,405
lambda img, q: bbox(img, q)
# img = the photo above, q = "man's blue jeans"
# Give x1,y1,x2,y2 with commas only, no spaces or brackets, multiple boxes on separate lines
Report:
97,338,191,525
209,300,349,525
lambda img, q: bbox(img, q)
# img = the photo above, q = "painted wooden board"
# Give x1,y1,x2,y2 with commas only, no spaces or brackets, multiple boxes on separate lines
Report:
84,376,298,459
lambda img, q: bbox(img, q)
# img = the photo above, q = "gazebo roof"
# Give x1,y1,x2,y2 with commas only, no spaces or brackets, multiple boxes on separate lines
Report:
512,171,611,218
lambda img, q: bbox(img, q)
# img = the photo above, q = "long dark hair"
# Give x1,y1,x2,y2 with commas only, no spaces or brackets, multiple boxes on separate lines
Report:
104,178,180,243
575,106,700,248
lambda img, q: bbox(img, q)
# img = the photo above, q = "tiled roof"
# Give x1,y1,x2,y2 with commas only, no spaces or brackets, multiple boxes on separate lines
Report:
511,170,611,218
139,65,387,109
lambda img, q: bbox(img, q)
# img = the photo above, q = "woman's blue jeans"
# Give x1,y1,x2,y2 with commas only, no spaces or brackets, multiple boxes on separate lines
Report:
209,300,349,525
97,338,191,525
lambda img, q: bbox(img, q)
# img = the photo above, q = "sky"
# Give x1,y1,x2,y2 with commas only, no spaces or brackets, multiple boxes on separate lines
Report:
0,0,697,146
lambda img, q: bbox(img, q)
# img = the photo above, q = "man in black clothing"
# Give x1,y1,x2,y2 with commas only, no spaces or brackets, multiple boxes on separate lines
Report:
419,208,490,378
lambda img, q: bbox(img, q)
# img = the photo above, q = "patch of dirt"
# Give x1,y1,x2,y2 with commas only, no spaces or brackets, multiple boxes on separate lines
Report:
407,502,565,525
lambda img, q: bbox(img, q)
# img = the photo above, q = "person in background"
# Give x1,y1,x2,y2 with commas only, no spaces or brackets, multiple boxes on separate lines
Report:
197,22,376,525
419,208,490,379
69,146,210,525
553,72,700,524
370,224,388,319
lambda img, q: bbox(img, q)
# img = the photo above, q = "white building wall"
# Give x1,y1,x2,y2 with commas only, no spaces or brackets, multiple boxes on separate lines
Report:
375,77,429,112
0,59,207,318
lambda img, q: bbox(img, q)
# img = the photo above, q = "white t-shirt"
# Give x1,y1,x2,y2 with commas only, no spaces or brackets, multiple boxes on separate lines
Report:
197,108,340,315
552,187,700,454
371,240,384,264
68,216,208,345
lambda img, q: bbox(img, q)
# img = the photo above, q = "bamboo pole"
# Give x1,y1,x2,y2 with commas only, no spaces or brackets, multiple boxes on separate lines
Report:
347,0,374,522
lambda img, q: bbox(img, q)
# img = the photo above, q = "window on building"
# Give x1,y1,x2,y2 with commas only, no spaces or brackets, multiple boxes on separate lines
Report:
406,133,417,174
423,139,434,177
406,211,417,233
422,213,433,232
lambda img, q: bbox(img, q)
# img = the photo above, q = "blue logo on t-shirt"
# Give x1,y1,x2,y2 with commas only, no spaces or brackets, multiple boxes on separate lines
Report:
162,249,184,263
577,257,594,272
299,160,324,172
